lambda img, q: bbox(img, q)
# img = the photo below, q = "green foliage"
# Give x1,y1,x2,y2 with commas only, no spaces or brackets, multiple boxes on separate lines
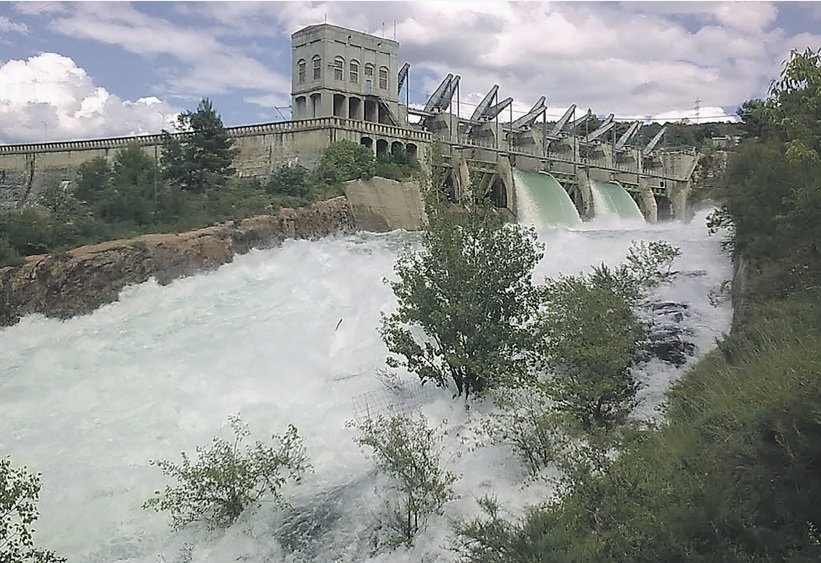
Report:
143,415,310,530
0,237,22,267
0,207,53,256
736,98,772,138
768,47,821,161
537,279,644,429
374,150,419,181
314,140,375,184
1,457,66,563
350,412,458,547
530,241,678,430
265,164,312,197
456,293,821,562
162,98,238,192
381,201,543,398
709,47,820,296
481,384,567,478
73,157,110,204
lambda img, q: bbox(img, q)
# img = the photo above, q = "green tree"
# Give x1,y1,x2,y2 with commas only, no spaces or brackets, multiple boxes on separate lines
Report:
266,164,312,197
350,412,458,547
73,157,110,204
314,140,375,184
533,241,679,430
1,457,65,563
162,98,238,192
381,195,543,398
143,415,311,530
736,98,770,138
768,47,821,162
536,277,644,429
98,143,157,225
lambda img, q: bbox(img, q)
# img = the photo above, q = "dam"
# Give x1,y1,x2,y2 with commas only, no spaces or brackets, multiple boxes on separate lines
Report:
0,23,700,225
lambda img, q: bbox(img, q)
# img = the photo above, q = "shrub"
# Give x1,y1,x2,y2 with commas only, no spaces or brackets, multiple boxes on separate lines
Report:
381,204,543,399
533,241,680,430
1,457,65,563
350,412,458,547
0,236,23,267
143,415,311,530
266,164,312,197
482,384,566,478
314,140,375,184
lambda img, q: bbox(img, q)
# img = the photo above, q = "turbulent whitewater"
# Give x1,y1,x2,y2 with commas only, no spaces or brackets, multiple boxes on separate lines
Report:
0,210,732,562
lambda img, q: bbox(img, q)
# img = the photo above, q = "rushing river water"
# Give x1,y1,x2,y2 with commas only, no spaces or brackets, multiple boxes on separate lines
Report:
0,210,732,562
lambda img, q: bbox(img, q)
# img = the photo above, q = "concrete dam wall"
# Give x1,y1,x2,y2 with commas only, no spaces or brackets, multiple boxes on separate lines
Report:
0,117,429,209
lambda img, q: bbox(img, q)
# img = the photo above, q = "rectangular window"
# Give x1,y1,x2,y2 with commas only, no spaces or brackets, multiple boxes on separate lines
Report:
378,68,388,90
334,59,344,81
313,58,321,80
350,62,359,83
364,65,373,77
298,62,306,84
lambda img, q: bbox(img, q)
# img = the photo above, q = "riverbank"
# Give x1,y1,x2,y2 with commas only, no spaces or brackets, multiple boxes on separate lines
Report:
0,196,354,327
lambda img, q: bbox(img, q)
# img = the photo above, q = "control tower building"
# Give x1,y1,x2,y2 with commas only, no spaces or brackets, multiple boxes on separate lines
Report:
290,24,402,125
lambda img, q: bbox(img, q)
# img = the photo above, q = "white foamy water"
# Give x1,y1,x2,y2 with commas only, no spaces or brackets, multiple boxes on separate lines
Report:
0,210,733,562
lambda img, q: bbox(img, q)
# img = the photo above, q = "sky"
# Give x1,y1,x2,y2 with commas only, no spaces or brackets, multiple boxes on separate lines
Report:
1,0,819,144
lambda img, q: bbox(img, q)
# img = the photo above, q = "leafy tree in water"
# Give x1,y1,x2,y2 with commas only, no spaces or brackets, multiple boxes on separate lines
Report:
1,457,65,563
381,170,543,399
534,241,679,430
350,412,458,547
143,415,310,530
162,98,238,193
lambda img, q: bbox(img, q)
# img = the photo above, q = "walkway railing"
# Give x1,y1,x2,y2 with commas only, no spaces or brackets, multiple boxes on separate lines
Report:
0,117,433,155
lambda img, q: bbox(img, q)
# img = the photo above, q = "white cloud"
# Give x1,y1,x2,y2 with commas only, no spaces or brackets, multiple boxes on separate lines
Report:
262,1,816,118
0,15,29,33
0,53,180,144
43,2,289,96
646,106,740,124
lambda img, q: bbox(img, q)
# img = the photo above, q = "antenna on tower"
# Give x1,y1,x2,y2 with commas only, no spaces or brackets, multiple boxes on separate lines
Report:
694,97,702,124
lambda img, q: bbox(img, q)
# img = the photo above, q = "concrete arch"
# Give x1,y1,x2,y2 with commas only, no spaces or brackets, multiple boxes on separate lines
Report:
333,94,346,118
376,139,389,158
360,136,374,154
390,141,404,157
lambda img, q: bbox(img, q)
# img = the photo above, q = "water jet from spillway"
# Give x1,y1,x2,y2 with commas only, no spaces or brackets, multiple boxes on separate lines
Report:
513,169,582,228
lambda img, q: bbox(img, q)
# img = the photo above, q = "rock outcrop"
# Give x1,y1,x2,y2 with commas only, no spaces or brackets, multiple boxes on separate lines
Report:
0,197,354,327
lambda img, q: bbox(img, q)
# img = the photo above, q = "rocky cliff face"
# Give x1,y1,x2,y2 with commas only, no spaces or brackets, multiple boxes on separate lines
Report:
0,197,354,327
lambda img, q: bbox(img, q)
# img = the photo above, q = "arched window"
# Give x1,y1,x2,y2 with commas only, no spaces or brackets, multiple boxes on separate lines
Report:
364,64,374,78
333,56,344,81
297,59,306,84
312,55,321,80
378,66,389,90
349,60,359,83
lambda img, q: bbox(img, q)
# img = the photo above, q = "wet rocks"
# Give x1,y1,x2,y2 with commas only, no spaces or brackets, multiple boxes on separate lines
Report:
641,301,696,366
